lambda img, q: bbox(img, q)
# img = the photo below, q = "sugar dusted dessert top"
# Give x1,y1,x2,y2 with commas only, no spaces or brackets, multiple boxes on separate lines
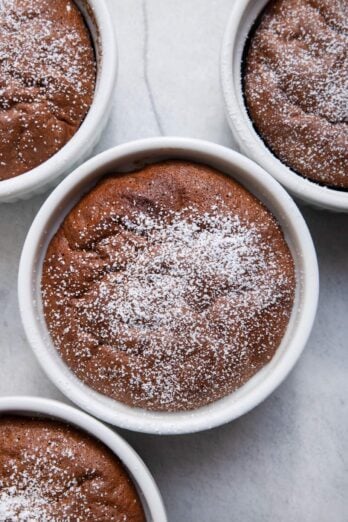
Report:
244,0,348,189
0,416,145,521
0,0,96,181
42,160,296,412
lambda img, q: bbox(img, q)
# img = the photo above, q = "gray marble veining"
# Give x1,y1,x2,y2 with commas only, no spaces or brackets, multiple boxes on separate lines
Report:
0,1,347,521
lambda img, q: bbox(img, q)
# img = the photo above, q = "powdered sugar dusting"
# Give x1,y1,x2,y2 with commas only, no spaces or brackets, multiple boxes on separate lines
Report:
0,438,95,520
244,0,348,188
43,195,295,411
0,419,145,521
0,0,94,99
0,0,96,179
0,487,47,521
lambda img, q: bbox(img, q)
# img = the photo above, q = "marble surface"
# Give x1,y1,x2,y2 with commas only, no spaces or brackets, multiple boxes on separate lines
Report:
1,1,347,520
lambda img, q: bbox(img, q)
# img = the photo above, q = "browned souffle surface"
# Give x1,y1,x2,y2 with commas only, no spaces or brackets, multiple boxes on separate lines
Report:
244,0,348,189
42,161,296,412
0,0,96,181
0,416,145,521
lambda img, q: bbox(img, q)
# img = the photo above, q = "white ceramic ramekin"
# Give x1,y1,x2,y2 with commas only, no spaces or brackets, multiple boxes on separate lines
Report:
0,0,117,204
221,0,348,212
0,396,167,521
18,137,319,435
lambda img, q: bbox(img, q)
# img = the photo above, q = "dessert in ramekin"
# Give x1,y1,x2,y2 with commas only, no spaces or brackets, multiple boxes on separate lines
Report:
41,160,296,412
0,0,117,203
19,138,319,434
0,397,167,521
221,0,348,211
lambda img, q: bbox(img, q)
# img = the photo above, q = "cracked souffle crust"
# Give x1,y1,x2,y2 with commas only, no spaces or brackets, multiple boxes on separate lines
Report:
0,416,145,521
0,0,96,181
243,0,348,189
42,161,296,412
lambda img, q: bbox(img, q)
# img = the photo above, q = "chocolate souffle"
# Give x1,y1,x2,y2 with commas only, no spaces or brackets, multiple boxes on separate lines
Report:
0,416,145,521
42,161,296,412
244,0,348,189
0,0,96,181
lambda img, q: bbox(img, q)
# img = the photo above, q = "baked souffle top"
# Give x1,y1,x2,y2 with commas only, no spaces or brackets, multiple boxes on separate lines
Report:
42,161,296,412
0,416,145,521
0,0,96,181
244,0,348,189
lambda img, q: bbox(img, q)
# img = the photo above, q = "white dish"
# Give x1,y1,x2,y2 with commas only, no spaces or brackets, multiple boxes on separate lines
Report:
0,0,117,203
0,396,167,522
18,137,319,434
221,0,348,212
